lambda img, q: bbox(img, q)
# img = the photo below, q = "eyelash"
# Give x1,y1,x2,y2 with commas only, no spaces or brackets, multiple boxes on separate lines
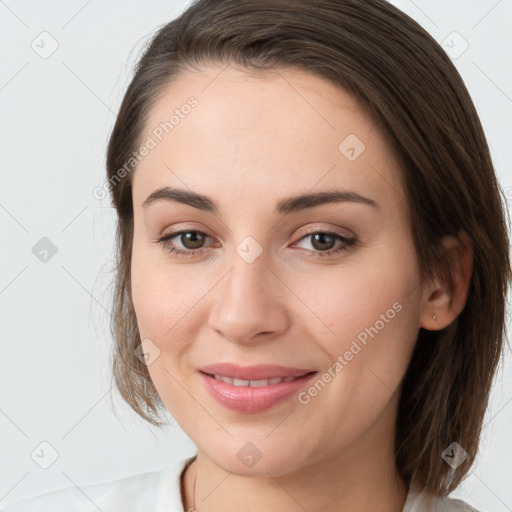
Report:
152,229,357,259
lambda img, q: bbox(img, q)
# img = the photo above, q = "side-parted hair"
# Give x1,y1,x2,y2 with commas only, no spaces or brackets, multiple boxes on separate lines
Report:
105,0,511,496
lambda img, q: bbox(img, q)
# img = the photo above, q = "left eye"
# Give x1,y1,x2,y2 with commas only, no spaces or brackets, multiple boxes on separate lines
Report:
153,230,357,258
294,231,355,253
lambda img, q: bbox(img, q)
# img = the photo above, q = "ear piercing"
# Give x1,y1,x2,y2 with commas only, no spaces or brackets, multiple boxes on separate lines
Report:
433,313,438,320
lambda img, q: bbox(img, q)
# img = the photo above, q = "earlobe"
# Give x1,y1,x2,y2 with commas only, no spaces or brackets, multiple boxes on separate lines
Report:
420,230,473,331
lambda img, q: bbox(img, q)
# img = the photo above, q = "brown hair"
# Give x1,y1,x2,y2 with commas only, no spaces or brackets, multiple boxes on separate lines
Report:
105,0,511,496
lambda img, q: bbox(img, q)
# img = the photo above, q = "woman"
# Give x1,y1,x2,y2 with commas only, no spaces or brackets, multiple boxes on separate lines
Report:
5,0,509,510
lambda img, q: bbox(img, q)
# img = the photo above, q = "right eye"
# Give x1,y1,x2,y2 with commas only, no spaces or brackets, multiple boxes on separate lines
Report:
152,230,214,257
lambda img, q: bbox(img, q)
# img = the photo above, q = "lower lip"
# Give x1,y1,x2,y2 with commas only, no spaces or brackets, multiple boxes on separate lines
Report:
199,371,317,413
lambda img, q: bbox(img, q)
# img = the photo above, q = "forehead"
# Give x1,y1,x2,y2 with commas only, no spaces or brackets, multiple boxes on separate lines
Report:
132,65,406,216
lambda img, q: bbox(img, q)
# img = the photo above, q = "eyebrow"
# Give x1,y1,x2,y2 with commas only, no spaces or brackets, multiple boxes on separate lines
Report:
141,186,379,215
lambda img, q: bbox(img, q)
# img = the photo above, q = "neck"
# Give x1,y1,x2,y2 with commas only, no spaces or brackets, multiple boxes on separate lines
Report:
181,427,408,512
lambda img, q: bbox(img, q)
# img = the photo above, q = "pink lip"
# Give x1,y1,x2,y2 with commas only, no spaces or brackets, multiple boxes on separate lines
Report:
198,364,317,413
199,363,315,380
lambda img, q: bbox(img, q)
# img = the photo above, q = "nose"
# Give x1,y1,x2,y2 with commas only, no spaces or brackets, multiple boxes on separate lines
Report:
207,248,290,345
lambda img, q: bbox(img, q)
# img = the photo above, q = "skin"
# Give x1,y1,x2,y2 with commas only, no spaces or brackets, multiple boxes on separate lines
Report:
130,64,473,512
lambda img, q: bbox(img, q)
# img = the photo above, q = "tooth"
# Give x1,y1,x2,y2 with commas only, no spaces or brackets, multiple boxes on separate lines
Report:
233,378,250,386
213,374,300,386
250,379,270,387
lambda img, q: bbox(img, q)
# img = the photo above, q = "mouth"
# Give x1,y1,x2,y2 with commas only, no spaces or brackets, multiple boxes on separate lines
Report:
198,364,318,413
199,362,316,381
202,373,307,387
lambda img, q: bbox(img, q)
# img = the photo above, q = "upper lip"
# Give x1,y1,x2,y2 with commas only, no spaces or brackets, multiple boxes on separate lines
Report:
199,363,316,381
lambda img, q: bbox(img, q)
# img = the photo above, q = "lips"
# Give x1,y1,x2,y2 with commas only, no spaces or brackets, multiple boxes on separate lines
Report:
198,363,317,413
199,363,315,381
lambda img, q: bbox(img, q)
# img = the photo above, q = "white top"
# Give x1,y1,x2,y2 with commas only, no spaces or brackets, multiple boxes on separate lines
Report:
2,455,479,511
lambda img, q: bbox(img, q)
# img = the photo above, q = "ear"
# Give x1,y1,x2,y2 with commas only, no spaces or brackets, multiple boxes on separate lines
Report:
420,230,473,331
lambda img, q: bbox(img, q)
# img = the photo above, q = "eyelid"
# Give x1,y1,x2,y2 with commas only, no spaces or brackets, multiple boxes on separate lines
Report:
292,224,355,241
160,222,213,235
158,223,219,242
158,223,353,245
154,223,358,259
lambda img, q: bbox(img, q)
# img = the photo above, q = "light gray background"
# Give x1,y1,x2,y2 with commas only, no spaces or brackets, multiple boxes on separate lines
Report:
0,0,511,510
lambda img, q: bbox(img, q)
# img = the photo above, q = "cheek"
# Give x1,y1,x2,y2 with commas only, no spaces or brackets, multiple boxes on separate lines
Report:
131,242,179,348
308,248,421,415
131,271,189,348
131,251,203,417
300,245,418,342
130,244,211,364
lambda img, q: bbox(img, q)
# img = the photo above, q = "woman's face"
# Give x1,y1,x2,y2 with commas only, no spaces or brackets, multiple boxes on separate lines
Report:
130,65,426,477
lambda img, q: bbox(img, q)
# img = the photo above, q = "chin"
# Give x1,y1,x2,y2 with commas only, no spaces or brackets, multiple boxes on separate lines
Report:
198,437,315,478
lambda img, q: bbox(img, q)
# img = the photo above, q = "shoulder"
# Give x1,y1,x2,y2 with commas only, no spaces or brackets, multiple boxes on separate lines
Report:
1,456,196,512
404,484,480,511
434,495,480,511
1,469,166,512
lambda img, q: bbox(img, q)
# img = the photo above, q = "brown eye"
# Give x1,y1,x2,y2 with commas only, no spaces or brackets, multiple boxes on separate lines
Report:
179,231,207,250
310,232,336,251
153,230,213,257
293,230,357,258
